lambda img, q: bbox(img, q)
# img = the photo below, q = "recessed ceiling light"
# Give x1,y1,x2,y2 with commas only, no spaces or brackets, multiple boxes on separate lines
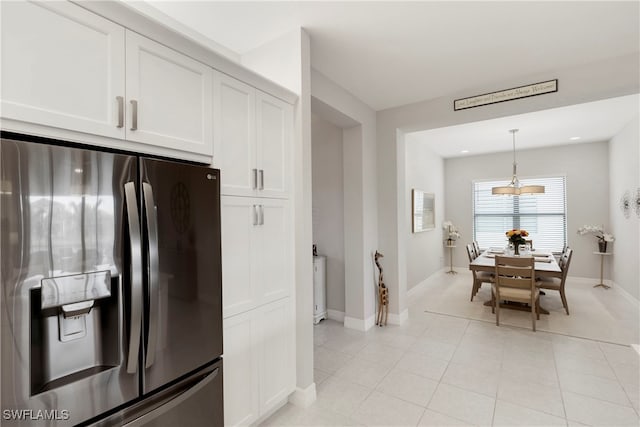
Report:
74,168,83,173
569,136,581,141
461,150,469,153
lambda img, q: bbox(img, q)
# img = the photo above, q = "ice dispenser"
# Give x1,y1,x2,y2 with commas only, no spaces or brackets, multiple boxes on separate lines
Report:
30,270,120,395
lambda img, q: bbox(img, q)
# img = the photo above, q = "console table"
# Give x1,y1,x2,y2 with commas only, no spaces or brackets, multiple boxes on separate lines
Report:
593,252,612,289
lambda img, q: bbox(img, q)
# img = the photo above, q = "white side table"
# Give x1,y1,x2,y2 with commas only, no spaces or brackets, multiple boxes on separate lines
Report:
445,245,457,274
593,252,613,289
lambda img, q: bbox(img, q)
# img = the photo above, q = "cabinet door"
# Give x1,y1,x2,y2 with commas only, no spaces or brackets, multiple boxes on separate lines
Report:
255,199,291,305
0,1,125,138
126,31,213,156
221,196,258,318
214,72,257,196
256,91,292,198
258,298,294,413
223,311,260,427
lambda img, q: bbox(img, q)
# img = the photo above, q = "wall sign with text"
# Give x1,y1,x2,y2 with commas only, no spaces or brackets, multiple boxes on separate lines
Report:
454,79,558,111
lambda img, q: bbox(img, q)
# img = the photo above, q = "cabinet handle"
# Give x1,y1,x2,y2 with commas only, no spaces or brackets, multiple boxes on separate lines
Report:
252,169,258,190
259,169,264,190
116,96,124,128
259,205,264,225
252,205,258,226
130,99,138,131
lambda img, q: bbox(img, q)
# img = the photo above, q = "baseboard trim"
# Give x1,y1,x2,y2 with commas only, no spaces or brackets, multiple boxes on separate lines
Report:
326,309,345,322
344,315,376,331
288,382,316,408
387,308,409,325
611,281,640,307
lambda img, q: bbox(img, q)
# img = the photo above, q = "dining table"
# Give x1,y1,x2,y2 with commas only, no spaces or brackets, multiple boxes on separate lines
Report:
469,248,562,314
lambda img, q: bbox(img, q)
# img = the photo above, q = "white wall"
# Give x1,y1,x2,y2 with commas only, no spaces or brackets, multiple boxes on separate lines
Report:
241,30,301,95
376,53,640,320
404,138,445,289
444,142,610,280
311,69,378,329
311,113,345,313
609,117,640,299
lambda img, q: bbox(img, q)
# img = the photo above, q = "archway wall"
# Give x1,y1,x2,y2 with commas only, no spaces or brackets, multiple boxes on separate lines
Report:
311,69,379,330
376,53,640,321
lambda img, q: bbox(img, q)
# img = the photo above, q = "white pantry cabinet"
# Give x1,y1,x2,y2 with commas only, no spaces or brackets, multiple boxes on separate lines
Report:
221,196,291,318
214,72,292,198
125,31,213,155
0,1,125,139
223,298,294,427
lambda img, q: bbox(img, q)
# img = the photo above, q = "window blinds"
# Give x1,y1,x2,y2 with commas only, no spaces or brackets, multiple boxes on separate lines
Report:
473,176,567,252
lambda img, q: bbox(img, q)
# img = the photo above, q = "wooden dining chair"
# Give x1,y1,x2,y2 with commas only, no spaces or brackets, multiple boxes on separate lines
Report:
472,241,481,257
537,248,573,315
493,256,540,331
466,244,493,301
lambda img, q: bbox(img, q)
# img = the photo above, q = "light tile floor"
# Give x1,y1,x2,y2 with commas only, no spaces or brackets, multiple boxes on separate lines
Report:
263,273,640,427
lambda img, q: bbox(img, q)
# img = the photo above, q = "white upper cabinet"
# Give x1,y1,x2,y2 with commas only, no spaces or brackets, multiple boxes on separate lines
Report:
0,1,125,139
214,72,292,198
214,73,256,195
125,31,213,156
256,91,293,198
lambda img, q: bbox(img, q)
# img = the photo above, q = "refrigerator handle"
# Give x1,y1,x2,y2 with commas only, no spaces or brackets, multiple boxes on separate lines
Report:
142,182,160,369
124,182,143,374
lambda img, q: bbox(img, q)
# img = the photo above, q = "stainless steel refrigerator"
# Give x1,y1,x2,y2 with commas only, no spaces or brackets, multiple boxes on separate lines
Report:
0,134,223,426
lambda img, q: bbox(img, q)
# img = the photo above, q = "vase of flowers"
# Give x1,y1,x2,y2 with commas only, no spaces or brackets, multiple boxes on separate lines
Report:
442,221,461,246
577,225,614,253
506,229,529,255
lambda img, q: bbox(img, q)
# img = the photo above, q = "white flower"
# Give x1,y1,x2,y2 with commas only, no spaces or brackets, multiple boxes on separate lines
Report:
577,224,614,242
442,220,453,229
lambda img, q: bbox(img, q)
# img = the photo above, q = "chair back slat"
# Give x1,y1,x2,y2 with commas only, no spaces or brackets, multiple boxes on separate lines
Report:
472,241,481,255
560,248,573,282
466,244,475,262
496,265,534,279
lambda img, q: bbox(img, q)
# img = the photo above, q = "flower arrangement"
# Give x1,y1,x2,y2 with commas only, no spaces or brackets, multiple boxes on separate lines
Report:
506,229,529,246
442,221,461,241
577,225,614,243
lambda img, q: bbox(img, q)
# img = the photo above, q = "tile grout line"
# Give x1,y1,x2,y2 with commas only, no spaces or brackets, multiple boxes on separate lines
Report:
552,341,571,425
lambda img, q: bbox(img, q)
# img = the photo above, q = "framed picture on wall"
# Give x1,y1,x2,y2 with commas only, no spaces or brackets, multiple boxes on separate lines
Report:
412,189,435,233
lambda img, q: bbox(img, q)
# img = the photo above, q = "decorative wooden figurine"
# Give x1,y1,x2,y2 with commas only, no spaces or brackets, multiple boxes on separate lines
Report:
374,251,388,326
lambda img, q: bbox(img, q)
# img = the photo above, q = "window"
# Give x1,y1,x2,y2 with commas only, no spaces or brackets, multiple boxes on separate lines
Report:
473,176,567,252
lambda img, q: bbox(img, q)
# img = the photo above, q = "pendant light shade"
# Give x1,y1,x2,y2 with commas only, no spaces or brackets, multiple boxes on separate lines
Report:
492,129,545,196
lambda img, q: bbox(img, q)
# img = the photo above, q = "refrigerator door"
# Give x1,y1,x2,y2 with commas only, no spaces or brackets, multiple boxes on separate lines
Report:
140,158,222,393
0,137,139,425
91,359,223,427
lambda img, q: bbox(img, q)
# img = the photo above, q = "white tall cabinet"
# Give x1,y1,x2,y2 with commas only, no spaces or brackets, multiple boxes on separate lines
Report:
0,2,297,425
217,71,295,426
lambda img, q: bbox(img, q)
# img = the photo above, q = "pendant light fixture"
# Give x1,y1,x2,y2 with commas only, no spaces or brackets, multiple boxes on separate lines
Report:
491,129,544,195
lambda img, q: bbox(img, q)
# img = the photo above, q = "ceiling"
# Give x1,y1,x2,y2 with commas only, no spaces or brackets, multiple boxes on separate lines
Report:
405,94,640,158
139,1,639,111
